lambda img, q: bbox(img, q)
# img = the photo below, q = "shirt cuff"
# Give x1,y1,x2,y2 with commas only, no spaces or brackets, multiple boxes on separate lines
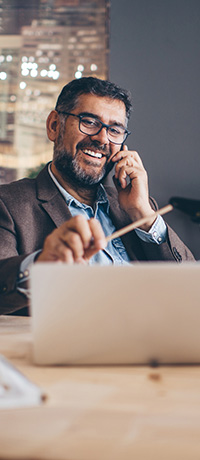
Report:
134,215,167,244
17,250,41,298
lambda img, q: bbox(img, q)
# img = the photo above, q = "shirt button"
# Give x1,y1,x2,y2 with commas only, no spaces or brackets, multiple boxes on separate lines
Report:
24,270,29,277
152,231,157,238
19,272,24,279
158,237,162,242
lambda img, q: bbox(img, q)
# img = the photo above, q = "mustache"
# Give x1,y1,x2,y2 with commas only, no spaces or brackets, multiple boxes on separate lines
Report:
76,140,111,157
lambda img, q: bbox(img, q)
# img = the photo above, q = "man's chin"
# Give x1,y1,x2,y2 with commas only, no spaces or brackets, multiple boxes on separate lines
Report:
53,149,113,189
55,161,102,188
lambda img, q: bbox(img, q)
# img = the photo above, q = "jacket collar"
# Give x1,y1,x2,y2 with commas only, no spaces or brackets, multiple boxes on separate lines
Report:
35,163,72,228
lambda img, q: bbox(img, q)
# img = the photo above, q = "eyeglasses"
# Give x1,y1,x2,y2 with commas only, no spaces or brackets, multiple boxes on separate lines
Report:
57,111,131,145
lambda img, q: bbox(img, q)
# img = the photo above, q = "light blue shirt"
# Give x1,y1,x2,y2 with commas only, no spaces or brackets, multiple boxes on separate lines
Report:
48,164,167,250
18,164,167,293
63,189,130,265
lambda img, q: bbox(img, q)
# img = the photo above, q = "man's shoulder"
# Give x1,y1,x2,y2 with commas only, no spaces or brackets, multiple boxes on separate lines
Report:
0,176,35,198
0,164,49,203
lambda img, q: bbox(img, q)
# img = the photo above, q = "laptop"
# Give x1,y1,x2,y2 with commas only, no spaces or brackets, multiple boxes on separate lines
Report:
30,262,200,365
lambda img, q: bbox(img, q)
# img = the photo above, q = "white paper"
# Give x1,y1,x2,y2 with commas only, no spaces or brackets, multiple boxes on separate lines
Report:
0,355,46,409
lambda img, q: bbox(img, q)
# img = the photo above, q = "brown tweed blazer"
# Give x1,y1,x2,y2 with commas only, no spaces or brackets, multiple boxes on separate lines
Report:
0,164,194,315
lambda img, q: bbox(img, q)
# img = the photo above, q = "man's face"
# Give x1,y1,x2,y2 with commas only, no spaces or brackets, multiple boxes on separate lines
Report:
53,93,127,188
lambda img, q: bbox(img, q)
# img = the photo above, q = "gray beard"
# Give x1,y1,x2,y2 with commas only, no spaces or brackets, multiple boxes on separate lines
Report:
53,144,113,190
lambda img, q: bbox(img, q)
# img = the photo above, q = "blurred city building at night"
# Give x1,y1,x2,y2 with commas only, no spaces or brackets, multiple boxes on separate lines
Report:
0,0,110,182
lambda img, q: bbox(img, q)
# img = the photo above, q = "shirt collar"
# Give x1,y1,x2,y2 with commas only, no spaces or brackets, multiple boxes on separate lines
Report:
48,162,109,211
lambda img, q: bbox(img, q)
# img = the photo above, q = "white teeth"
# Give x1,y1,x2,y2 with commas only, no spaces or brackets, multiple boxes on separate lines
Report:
83,149,103,159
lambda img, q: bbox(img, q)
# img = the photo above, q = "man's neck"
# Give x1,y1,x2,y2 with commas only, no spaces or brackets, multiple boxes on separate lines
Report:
51,163,97,207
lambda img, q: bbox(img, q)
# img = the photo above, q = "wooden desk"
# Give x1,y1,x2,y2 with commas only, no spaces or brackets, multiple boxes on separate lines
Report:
1,316,200,460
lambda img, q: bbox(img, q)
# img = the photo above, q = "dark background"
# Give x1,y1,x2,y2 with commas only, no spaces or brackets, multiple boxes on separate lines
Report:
110,0,200,259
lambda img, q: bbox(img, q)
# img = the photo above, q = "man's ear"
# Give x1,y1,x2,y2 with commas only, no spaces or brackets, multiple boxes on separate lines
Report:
46,110,61,142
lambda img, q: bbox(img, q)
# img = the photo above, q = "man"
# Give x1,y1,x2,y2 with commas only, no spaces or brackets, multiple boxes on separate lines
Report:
0,77,194,315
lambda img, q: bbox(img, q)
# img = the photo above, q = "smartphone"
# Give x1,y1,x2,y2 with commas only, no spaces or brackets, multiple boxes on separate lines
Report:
106,141,126,175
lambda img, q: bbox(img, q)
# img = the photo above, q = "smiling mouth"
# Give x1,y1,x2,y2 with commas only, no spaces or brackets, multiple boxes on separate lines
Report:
82,149,105,160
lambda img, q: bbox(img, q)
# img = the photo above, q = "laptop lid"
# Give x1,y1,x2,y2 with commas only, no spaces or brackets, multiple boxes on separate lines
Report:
30,262,200,365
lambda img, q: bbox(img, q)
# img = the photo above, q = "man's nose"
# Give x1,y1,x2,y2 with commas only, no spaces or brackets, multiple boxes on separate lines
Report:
90,127,109,144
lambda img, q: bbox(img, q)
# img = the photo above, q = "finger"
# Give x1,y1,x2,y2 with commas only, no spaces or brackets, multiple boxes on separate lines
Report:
54,244,75,263
115,157,134,178
61,231,85,261
38,239,75,263
40,216,93,263
89,218,106,249
118,164,143,188
112,149,143,167
111,146,130,163
107,144,126,164
117,166,128,188
60,215,93,250
84,218,106,259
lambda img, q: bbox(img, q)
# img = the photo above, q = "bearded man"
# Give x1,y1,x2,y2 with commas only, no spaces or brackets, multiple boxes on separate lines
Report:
0,77,194,315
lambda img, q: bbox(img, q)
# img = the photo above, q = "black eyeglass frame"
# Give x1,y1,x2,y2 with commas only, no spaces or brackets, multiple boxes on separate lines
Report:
56,110,131,145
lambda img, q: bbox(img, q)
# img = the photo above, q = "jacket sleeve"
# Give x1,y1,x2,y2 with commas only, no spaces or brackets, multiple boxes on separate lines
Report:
0,198,29,314
137,197,195,262
120,196,195,262
0,256,29,315
138,224,195,262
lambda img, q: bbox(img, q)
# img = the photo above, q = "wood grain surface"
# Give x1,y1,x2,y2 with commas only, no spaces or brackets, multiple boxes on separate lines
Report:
0,315,200,460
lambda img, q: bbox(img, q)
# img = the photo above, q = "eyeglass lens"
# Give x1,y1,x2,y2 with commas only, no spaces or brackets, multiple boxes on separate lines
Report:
80,117,127,144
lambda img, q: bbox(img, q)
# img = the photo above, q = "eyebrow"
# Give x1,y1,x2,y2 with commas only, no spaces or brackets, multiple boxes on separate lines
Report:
78,112,126,129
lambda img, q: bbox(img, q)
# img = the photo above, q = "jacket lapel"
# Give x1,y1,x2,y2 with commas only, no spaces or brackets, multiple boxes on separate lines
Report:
35,163,72,228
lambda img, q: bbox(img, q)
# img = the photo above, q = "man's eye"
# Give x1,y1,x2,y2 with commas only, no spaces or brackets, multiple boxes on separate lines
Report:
82,118,99,127
109,126,123,136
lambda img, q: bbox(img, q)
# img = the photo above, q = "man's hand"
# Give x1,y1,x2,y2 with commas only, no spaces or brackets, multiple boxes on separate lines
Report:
36,215,106,264
111,146,156,231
